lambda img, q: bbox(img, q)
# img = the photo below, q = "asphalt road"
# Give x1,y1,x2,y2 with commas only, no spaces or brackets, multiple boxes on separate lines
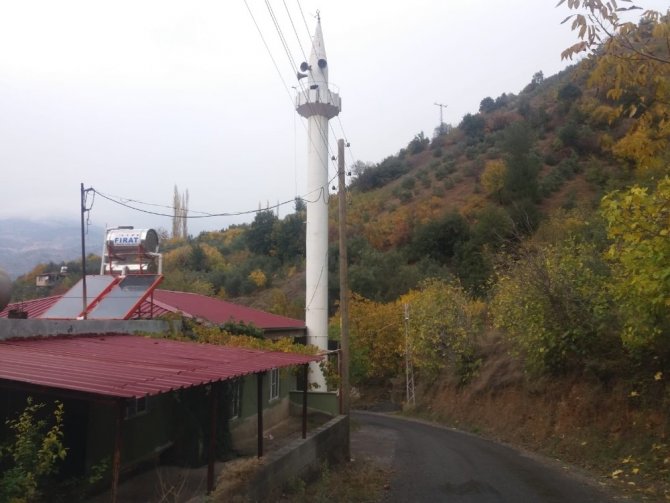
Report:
352,411,627,503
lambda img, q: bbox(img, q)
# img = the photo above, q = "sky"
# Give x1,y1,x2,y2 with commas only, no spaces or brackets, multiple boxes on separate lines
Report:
0,0,665,235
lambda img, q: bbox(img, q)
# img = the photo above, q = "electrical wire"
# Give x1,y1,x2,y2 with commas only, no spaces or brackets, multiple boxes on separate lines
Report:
264,0,338,171
91,172,336,221
304,248,328,311
245,0,338,182
296,0,313,48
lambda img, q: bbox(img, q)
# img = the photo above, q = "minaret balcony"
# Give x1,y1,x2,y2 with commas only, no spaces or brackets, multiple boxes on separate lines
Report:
295,87,341,119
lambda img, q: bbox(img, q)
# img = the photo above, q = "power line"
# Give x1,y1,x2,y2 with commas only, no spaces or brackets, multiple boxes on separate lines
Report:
244,0,338,178
295,0,314,52
91,172,337,221
267,1,337,169
283,0,310,66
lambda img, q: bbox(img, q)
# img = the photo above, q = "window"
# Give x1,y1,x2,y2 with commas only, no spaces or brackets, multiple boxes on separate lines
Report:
125,397,148,420
230,379,242,419
269,368,279,401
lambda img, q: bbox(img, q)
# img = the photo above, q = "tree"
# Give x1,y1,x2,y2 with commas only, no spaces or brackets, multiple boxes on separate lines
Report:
491,237,618,375
479,97,496,113
480,159,507,203
601,177,670,351
459,113,486,139
172,185,181,239
559,1,670,176
347,293,404,383
502,121,541,202
246,210,277,256
400,279,484,382
410,212,470,264
172,186,189,239
181,189,189,239
559,1,667,62
408,132,429,155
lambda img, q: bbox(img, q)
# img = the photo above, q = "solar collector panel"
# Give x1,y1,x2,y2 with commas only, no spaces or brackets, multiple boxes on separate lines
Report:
40,275,116,319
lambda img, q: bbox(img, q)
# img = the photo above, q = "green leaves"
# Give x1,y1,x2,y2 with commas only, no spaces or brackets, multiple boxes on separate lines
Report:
601,177,670,350
0,398,67,503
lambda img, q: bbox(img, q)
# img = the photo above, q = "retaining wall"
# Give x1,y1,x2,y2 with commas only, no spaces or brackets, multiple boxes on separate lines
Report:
243,414,349,502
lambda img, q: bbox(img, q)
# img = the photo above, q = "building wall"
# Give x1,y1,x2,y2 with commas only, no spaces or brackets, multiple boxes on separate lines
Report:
86,395,177,473
0,368,304,481
229,368,295,454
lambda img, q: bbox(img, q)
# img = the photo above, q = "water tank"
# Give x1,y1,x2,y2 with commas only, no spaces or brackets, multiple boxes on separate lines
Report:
105,228,159,260
0,269,11,311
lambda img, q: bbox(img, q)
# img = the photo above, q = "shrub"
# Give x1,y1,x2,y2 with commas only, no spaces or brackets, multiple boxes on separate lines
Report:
401,177,416,190
0,398,67,502
491,239,618,375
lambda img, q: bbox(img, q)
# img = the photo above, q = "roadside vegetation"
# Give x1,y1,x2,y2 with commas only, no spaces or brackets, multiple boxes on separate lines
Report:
7,1,670,500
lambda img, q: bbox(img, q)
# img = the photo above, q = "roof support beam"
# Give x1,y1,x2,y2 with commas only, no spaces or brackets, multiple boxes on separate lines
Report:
302,364,308,439
257,372,265,458
207,383,219,494
111,399,124,503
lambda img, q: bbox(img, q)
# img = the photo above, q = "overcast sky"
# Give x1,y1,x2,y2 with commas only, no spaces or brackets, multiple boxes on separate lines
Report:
1,1,665,235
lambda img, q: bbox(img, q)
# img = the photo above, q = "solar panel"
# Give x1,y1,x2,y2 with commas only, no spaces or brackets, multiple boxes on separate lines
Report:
86,275,161,320
40,275,116,319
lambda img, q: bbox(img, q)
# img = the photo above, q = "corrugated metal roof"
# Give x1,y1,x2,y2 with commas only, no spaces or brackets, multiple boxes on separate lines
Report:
0,290,305,331
153,290,305,330
0,334,320,399
0,296,61,319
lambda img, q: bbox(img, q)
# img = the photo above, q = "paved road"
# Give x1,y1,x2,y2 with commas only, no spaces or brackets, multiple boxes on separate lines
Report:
352,411,628,503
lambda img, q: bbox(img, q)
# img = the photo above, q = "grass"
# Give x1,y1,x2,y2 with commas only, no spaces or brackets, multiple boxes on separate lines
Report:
275,459,390,503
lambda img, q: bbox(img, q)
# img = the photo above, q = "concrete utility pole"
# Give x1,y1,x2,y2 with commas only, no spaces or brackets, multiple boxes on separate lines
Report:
296,16,342,390
337,139,350,418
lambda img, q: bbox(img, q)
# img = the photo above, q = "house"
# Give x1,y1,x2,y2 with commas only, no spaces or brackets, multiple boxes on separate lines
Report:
0,321,321,501
35,271,63,287
0,276,335,501
0,289,307,340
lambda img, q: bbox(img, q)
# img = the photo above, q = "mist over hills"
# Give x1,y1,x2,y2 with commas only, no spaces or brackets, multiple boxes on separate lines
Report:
0,219,104,278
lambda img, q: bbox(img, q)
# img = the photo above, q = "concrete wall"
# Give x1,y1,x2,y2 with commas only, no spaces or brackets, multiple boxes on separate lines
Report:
289,390,339,416
242,415,349,502
0,319,172,339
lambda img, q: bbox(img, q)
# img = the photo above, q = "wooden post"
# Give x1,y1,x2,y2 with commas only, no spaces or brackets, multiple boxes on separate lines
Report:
337,139,351,417
257,372,265,458
302,364,308,439
111,400,124,503
207,384,218,494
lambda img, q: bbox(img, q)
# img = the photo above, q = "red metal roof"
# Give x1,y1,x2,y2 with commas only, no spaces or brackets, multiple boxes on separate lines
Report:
0,334,319,399
0,295,61,319
153,290,305,330
1,290,305,332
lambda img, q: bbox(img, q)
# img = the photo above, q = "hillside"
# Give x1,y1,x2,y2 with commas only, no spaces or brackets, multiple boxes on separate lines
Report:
8,6,670,499
0,219,103,279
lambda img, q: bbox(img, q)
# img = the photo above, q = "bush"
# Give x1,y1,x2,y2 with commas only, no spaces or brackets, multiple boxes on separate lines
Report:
408,132,429,155
0,398,67,502
491,239,619,375
350,156,410,192
400,177,416,190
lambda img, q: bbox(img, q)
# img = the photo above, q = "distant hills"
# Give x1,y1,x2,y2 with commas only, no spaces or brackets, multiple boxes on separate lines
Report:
0,219,104,278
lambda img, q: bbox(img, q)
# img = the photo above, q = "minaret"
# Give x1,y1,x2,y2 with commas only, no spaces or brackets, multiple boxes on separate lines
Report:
296,16,341,391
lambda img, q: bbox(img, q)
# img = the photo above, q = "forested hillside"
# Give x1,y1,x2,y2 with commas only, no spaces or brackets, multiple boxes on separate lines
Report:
9,3,670,498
